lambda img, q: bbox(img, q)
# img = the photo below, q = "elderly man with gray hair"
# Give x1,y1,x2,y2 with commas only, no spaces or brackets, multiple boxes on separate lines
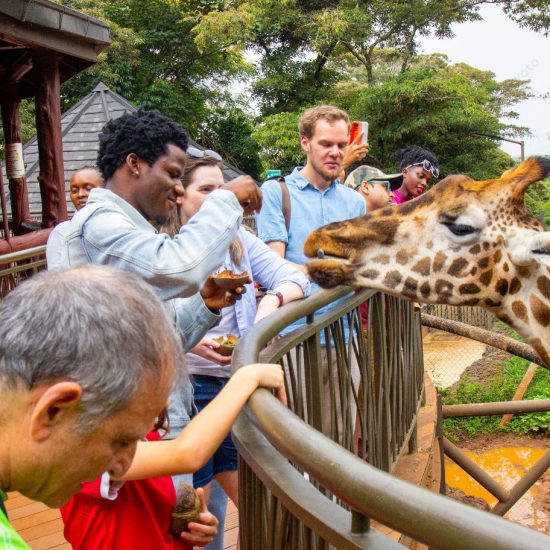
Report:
0,265,179,547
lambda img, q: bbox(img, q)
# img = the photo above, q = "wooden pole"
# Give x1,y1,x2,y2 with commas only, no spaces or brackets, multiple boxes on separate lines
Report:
500,362,538,426
33,49,67,228
0,82,32,234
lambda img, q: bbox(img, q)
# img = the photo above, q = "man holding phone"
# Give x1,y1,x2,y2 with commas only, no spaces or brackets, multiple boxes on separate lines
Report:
256,105,366,445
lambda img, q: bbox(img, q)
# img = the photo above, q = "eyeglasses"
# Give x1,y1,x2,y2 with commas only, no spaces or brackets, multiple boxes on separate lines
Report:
404,159,439,178
186,145,223,162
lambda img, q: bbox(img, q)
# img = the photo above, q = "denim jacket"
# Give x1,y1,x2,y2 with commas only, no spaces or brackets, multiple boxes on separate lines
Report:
48,187,244,350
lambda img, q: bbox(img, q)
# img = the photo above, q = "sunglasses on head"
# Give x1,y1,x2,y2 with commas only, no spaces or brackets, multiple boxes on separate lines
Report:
404,159,439,178
186,145,223,162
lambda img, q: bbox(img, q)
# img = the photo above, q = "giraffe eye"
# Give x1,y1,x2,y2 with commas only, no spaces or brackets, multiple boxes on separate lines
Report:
442,222,478,237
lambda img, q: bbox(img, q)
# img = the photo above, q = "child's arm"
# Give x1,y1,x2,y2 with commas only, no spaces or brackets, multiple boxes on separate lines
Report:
119,363,286,481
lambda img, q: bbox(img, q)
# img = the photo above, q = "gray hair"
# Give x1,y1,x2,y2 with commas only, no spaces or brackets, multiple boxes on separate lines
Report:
0,265,180,429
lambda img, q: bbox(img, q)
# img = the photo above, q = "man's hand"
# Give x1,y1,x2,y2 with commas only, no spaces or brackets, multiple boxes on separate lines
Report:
222,175,262,214
200,276,250,311
180,488,218,547
341,131,369,173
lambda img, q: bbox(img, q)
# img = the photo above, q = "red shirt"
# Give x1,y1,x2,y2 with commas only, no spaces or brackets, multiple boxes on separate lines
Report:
61,433,192,550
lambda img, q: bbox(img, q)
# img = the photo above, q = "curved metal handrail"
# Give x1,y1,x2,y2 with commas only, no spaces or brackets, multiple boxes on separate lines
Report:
232,288,550,550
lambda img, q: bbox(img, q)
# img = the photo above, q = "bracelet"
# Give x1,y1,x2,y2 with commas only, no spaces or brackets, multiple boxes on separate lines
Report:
264,290,284,307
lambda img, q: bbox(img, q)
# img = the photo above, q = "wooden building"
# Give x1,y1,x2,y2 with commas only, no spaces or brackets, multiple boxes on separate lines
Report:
0,0,110,254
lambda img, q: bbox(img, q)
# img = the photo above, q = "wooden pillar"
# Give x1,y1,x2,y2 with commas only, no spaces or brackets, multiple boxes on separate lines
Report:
33,49,67,227
1,83,32,234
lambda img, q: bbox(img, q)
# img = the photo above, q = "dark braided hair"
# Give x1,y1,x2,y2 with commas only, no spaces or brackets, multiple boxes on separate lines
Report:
395,145,439,172
97,110,188,180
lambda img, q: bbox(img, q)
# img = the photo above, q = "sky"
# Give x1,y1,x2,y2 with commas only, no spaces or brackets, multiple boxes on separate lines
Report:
419,4,549,159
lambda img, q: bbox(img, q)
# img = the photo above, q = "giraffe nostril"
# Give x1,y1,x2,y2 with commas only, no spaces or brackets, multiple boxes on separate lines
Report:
317,249,325,259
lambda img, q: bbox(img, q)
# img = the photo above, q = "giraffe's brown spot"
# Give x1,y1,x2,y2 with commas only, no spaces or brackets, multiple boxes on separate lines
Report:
477,257,489,269
463,298,480,306
470,266,477,276
370,220,399,244
412,257,431,276
511,301,528,323
479,270,493,287
448,258,469,277
396,250,410,265
518,266,532,278
495,279,509,296
361,269,380,280
459,283,481,295
420,282,431,299
426,241,433,250
536,277,550,300
485,298,502,308
372,254,390,265
433,252,447,273
380,207,393,216
509,277,521,294
435,279,454,298
503,263,509,272
497,312,512,325
403,277,419,298
383,270,402,289
530,295,550,327
469,244,481,255
493,250,502,263
483,242,490,251
531,338,550,368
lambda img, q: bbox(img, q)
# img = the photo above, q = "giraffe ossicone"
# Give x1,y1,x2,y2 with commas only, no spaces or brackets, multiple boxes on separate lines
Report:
304,157,550,368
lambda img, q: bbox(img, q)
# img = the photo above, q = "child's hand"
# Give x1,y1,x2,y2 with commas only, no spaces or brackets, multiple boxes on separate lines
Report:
180,487,219,547
190,339,232,365
240,363,287,406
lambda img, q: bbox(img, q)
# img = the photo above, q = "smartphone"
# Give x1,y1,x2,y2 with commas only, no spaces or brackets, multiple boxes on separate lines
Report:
349,121,369,144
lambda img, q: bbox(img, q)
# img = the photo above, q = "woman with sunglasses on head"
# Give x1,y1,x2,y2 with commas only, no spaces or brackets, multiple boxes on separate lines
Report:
391,145,440,204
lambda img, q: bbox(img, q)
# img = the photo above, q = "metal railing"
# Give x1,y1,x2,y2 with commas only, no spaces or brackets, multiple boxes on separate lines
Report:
232,288,550,549
0,245,47,298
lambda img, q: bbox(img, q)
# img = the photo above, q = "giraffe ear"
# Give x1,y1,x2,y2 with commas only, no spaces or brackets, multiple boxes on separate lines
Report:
510,232,550,267
500,157,550,196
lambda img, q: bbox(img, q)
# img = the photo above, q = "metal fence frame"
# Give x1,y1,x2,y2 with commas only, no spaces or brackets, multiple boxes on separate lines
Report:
232,288,550,549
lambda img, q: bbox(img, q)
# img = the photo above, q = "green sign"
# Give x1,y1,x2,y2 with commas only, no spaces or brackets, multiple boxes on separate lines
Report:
266,169,281,178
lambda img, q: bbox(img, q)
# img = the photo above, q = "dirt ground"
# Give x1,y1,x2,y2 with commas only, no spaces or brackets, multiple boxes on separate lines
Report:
447,432,550,530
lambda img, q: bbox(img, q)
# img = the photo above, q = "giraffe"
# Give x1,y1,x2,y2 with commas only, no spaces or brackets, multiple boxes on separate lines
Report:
304,156,550,368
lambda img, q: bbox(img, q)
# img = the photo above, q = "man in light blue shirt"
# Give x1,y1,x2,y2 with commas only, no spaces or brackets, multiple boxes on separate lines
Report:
255,105,367,445
256,105,366,325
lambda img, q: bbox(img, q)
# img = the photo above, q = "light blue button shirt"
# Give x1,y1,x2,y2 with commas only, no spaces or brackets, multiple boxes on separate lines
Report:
255,168,366,340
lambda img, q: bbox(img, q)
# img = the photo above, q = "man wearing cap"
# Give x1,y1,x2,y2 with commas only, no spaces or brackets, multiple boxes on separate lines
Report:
343,165,398,211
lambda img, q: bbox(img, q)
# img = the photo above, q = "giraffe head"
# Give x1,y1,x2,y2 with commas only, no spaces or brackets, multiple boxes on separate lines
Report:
305,157,550,367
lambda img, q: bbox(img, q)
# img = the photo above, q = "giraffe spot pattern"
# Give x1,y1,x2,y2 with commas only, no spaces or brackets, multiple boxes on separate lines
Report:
412,257,431,276
459,283,481,295
479,270,493,287
509,278,521,294
361,269,380,280
495,279,509,296
403,277,419,297
372,254,390,265
448,258,469,277
485,298,502,308
463,298,480,306
483,242,490,251
493,250,502,263
396,250,410,265
477,257,490,269
420,281,431,299
435,279,454,298
536,277,550,300
512,301,528,323
531,338,550,366
469,244,481,255
433,252,447,272
530,295,550,327
383,270,402,289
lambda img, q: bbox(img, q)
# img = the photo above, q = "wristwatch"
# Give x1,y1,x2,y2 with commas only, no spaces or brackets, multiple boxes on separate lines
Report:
264,290,284,307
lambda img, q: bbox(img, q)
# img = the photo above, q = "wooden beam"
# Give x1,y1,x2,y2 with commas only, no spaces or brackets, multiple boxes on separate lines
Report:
0,82,32,234
33,49,67,227
500,363,538,426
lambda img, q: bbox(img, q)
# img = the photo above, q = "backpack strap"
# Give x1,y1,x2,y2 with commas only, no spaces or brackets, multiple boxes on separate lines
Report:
278,176,291,232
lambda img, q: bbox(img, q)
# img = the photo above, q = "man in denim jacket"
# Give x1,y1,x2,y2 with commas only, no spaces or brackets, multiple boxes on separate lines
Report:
48,110,262,350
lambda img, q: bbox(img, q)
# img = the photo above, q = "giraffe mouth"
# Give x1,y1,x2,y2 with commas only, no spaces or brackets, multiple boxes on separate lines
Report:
306,248,355,288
